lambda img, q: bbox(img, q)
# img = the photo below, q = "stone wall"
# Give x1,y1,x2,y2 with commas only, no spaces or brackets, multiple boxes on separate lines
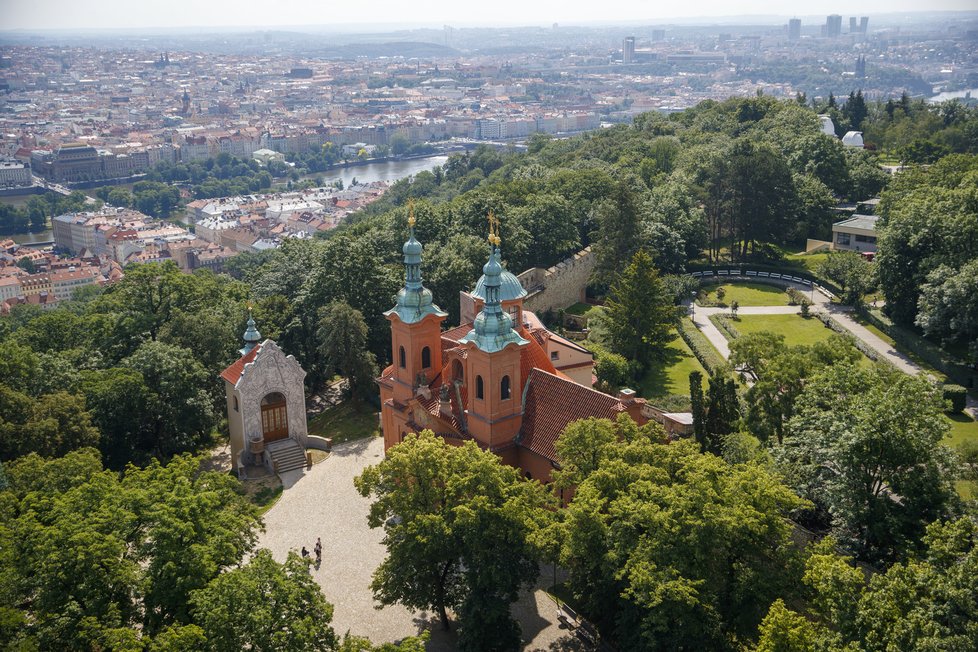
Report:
519,246,594,315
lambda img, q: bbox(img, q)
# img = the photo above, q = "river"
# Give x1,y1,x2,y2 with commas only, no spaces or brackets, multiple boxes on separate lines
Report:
928,88,978,103
299,155,448,188
6,155,451,246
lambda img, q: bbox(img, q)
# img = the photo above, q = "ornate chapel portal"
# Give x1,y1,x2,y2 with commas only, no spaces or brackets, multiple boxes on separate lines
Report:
260,392,289,443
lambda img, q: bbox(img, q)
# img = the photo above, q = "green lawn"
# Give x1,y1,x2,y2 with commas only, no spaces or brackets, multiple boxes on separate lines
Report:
307,398,381,445
565,302,594,316
734,314,840,347
697,282,791,307
784,251,830,274
635,332,708,401
946,412,978,450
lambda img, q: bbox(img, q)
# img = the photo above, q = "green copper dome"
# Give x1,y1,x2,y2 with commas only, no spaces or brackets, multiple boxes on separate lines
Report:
384,224,446,325
471,248,526,303
240,313,262,356
459,244,528,353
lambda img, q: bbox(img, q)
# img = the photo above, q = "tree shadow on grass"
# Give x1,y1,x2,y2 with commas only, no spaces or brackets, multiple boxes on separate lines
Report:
636,345,688,398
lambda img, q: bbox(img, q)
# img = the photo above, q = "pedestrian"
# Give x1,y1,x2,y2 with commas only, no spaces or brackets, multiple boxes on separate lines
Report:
314,537,322,563
301,546,309,558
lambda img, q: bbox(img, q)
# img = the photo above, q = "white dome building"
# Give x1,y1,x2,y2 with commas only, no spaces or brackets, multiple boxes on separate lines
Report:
842,131,865,148
818,115,836,137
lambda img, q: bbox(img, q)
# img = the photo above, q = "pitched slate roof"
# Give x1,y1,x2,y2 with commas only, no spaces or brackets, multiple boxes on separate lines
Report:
518,368,629,463
219,343,262,385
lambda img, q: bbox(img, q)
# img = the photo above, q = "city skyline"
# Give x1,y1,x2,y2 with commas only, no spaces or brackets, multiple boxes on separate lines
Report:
2,0,976,31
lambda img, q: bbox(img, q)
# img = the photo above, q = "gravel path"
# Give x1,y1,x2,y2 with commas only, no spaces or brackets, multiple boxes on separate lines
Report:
256,435,581,650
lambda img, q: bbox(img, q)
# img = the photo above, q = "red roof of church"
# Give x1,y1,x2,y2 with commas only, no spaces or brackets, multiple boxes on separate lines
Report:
518,368,630,463
220,344,262,385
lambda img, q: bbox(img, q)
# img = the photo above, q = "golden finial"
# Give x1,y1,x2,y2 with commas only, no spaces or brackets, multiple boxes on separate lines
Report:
489,212,502,247
407,198,416,228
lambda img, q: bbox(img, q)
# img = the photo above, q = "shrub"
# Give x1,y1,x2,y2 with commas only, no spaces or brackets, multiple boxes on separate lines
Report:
678,317,726,374
710,314,741,341
800,301,811,318
785,287,807,306
943,384,967,414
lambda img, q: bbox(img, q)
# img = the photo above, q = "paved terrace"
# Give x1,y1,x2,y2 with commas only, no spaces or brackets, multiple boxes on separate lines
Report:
256,435,582,651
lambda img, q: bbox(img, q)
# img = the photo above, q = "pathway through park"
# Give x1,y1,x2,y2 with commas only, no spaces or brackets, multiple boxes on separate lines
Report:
688,277,926,377
256,435,583,651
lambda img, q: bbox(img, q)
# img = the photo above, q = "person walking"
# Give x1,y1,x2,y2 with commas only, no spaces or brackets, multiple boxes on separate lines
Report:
314,537,322,563
301,546,309,559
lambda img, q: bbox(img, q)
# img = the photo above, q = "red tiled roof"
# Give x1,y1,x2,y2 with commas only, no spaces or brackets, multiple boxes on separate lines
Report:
518,368,629,464
219,344,262,385
441,322,473,344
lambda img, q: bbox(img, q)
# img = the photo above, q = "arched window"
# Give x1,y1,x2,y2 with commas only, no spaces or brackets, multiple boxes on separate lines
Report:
476,375,484,400
233,395,239,412
421,346,431,369
452,359,463,382
399,346,406,368
500,375,511,400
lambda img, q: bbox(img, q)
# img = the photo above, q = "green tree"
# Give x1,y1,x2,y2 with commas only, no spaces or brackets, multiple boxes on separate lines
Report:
778,364,958,564
591,176,644,287
317,301,379,399
354,431,552,648
604,250,678,368
123,341,216,457
689,370,707,445
190,550,337,652
817,251,876,305
753,599,818,652
555,433,806,650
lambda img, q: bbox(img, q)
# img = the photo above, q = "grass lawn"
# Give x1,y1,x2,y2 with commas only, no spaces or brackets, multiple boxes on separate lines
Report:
945,412,978,450
734,314,841,348
698,282,791,307
634,332,707,401
565,302,594,316
307,398,381,445
784,251,830,273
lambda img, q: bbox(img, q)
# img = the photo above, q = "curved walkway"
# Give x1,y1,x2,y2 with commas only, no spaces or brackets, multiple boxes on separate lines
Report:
256,435,581,651
688,275,927,377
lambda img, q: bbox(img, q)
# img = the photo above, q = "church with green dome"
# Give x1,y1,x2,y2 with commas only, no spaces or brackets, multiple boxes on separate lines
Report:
377,212,654,483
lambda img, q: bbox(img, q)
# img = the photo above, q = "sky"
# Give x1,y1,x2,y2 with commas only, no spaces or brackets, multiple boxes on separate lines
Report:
1,0,974,31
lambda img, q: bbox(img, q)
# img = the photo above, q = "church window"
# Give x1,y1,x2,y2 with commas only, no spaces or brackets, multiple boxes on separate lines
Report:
399,346,406,368
452,359,463,382
422,346,431,369
501,375,511,400
233,395,239,412
476,375,484,400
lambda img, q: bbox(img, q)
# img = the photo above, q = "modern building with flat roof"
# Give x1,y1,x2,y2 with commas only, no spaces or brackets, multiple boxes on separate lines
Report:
832,214,879,253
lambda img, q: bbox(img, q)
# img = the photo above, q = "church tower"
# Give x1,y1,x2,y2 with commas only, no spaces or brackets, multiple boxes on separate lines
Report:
381,204,447,440
458,219,528,454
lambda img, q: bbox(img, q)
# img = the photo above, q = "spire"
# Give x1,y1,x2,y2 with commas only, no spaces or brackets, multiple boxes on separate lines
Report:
384,200,447,324
459,214,528,353
240,305,262,356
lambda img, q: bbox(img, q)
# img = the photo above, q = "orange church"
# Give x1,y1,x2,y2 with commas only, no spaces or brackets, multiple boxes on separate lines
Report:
377,214,650,482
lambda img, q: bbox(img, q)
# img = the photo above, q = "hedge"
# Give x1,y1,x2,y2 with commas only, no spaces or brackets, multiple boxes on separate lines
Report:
710,314,741,341
943,384,967,414
677,317,727,375
810,310,895,370
857,307,977,389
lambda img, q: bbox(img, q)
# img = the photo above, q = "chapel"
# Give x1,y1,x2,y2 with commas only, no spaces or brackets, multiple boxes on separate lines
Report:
378,213,651,482
220,313,309,476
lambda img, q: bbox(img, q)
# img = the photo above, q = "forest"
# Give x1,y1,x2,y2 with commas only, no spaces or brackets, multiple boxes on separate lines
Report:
2,94,977,650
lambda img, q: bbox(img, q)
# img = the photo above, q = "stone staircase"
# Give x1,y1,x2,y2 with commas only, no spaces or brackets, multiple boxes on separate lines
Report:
266,438,306,475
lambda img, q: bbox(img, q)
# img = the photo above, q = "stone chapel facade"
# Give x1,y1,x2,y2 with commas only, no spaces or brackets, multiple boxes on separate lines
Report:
221,315,308,474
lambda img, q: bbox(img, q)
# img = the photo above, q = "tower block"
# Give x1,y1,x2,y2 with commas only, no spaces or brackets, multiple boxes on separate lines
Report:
379,204,447,447
458,218,529,452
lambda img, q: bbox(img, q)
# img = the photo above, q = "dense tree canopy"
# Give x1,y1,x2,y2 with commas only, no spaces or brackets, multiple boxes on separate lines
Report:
354,431,553,651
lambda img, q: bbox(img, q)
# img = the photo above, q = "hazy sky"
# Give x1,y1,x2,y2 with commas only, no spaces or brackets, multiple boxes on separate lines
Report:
1,0,973,30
